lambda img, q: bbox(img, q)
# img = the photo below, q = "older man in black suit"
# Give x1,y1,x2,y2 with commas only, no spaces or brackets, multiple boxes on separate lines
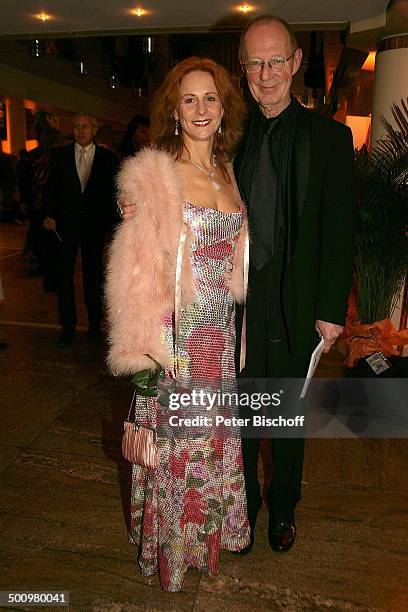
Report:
44,113,118,346
234,15,355,554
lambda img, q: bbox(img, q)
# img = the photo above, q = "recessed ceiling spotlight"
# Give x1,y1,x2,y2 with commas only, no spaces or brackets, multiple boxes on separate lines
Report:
35,13,51,22
132,7,147,17
238,5,255,13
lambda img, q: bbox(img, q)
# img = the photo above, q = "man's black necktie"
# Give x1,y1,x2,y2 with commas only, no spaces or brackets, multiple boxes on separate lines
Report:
248,118,281,271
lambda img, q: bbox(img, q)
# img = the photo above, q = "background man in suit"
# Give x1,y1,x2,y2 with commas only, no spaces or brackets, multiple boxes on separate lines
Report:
44,113,118,346
234,15,355,553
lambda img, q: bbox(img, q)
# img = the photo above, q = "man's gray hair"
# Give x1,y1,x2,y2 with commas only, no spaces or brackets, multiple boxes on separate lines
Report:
239,14,299,62
72,112,98,127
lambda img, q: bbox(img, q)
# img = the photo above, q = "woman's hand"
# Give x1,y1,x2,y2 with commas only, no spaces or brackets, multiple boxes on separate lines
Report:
117,199,136,220
315,320,344,353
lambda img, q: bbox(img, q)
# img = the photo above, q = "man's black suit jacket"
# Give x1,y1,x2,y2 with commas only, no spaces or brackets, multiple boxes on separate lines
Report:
45,143,118,237
234,100,355,357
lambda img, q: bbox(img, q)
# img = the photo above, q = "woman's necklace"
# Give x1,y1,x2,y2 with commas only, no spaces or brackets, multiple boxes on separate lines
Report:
187,154,220,190
188,159,215,180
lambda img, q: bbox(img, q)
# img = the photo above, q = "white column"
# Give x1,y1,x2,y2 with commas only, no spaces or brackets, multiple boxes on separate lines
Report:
371,35,408,145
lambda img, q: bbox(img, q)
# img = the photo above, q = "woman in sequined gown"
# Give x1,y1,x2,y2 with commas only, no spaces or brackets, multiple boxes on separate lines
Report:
107,57,249,591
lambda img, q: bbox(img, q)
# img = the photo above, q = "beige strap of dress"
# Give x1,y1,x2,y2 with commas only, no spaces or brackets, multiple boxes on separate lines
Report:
174,223,188,377
239,230,249,372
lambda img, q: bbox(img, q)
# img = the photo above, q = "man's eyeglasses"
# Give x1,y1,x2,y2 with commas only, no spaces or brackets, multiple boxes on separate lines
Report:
241,51,297,74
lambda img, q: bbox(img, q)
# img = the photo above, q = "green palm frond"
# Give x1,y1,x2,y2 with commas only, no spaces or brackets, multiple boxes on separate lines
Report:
355,99,408,324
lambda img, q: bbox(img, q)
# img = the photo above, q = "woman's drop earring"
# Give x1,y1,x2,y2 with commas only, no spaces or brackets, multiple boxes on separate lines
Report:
218,123,222,134
174,119,179,136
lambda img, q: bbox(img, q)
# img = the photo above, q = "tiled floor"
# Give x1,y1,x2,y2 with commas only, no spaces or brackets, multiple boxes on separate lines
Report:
0,222,407,611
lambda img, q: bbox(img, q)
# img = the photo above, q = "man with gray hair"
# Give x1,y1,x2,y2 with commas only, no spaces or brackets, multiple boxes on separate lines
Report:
44,113,118,346
234,15,354,554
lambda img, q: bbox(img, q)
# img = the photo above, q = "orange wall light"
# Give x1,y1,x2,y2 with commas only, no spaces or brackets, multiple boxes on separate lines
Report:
362,51,376,72
345,115,371,150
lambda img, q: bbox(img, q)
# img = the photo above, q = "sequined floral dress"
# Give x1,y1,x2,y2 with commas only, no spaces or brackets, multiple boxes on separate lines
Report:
129,202,249,592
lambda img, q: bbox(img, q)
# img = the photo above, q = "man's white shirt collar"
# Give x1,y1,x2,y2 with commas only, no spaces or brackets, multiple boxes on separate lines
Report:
75,142,95,154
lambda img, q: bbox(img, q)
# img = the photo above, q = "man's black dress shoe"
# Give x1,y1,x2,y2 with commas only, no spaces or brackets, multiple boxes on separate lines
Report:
268,518,296,553
57,330,75,347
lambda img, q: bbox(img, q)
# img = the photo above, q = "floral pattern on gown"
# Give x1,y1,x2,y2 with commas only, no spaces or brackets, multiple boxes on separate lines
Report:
129,202,249,591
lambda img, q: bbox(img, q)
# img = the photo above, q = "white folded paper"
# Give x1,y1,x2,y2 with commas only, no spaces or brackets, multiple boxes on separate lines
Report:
300,335,325,399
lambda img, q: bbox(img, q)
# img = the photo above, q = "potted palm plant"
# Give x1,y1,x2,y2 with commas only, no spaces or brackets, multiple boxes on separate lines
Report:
341,99,408,371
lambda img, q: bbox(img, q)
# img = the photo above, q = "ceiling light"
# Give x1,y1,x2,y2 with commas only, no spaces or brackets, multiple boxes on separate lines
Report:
132,7,146,17
35,13,51,22
238,4,255,13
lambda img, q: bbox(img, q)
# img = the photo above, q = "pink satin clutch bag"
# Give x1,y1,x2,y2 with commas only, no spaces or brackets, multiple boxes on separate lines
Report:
122,421,158,469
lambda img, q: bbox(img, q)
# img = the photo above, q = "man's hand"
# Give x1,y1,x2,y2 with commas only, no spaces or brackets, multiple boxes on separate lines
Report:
117,199,136,220
43,216,56,231
315,320,344,353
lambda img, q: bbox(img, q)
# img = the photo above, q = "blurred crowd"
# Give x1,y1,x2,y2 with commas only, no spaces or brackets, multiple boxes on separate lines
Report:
0,112,150,273
0,111,150,347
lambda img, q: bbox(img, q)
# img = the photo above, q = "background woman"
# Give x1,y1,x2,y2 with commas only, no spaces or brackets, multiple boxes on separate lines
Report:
119,114,150,159
106,57,249,591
